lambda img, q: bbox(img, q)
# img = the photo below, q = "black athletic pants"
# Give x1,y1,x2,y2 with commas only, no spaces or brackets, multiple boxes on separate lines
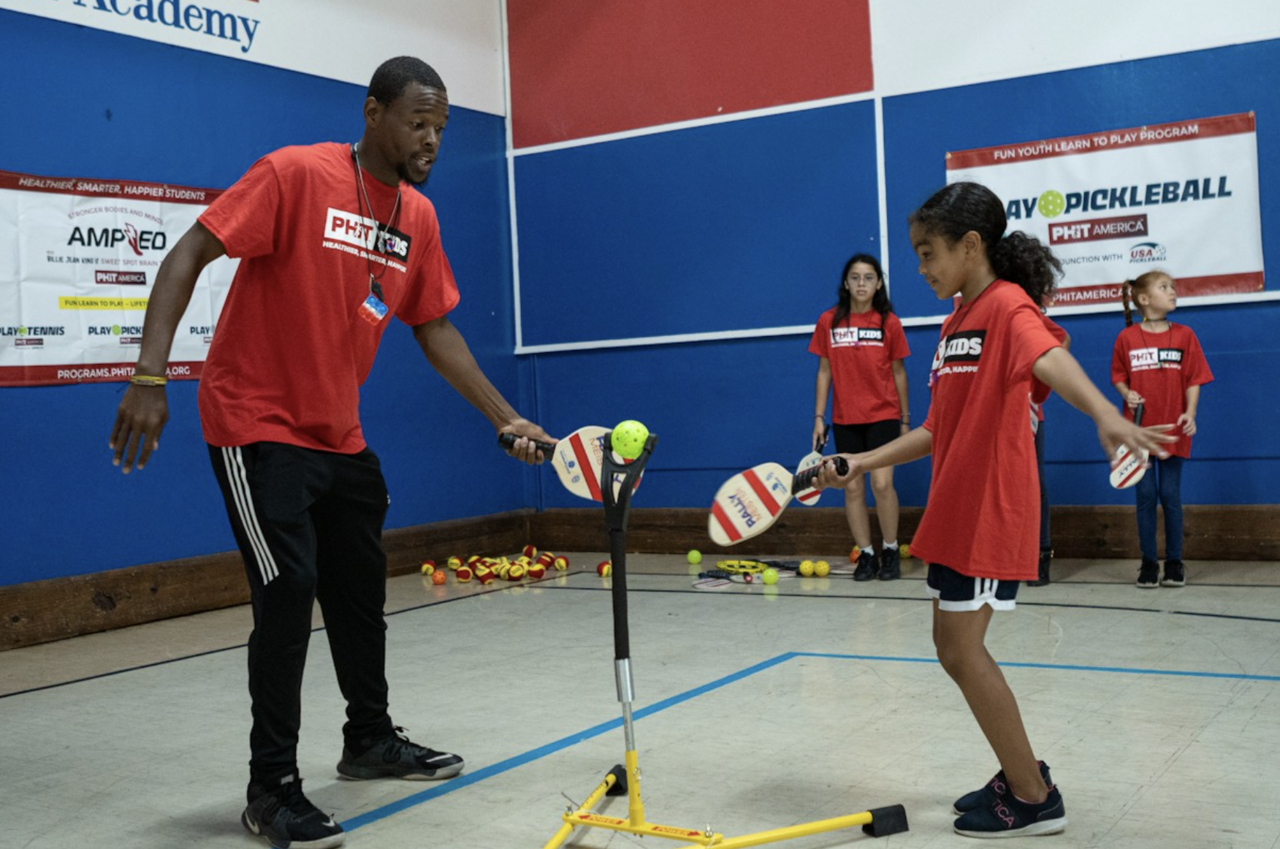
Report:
209,442,396,783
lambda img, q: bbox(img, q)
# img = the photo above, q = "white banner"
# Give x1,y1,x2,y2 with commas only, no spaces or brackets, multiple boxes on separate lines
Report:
946,113,1264,306
0,169,237,386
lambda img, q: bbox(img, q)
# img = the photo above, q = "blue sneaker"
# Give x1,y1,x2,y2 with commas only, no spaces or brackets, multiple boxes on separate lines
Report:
952,760,1051,814
953,783,1067,838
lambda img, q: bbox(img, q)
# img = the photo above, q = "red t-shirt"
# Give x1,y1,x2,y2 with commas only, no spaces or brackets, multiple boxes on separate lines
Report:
1110,322,1212,458
1030,317,1068,422
197,143,459,453
911,280,1062,581
808,308,910,425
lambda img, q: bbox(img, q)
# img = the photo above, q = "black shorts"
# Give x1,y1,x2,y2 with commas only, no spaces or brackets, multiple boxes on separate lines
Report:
833,419,901,455
926,563,1020,612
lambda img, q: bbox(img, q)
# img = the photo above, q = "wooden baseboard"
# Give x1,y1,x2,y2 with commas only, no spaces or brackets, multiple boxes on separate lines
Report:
3,505,1275,652
530,505,1280,562
0,510,533,653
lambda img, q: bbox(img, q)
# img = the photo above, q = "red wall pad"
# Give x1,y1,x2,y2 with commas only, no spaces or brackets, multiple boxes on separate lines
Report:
508,0,873,148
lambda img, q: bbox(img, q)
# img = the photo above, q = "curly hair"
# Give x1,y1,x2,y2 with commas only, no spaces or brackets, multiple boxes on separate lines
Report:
909,182,1062,306
833,252,894,326
368,56,446,105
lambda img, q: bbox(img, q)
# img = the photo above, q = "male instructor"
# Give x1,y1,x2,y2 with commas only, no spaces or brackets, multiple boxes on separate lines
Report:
110,56,550,849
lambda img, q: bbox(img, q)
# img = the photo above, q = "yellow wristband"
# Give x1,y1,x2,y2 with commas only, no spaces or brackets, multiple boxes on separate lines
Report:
130,374,168,387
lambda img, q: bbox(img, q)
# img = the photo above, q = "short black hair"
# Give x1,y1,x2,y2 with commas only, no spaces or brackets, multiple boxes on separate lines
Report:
368,56,446,104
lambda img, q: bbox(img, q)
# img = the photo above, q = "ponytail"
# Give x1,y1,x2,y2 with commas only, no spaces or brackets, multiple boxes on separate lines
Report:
990,231,1062,307
1121,280,1136,326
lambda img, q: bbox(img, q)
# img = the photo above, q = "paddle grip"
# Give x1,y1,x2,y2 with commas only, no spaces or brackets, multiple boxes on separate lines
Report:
792,455,848,494
1133,402,1144,427
497,433,557,454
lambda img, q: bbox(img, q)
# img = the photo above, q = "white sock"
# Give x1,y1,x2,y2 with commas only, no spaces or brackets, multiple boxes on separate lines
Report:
861,546,874,555
883,540,899,550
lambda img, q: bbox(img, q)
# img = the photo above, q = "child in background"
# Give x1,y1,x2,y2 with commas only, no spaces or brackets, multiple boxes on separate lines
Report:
809,253,911,580
818,182,1172,838
1112,270,1213,588
1027,315,1069,587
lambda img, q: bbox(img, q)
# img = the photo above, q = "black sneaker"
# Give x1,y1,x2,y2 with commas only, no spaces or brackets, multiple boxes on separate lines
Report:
337,726,464,781
1137,558,1160,588
1161,559,1186,587
953,783,1067,838
242,774,344,849
878,547,901,581
952,761,1051,815
1027,549,1052,587
852,550,878,581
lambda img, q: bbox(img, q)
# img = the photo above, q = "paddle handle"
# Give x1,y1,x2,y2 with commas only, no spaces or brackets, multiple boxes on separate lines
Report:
1133,402,1144,427
498,433,558,453
792,456,848,494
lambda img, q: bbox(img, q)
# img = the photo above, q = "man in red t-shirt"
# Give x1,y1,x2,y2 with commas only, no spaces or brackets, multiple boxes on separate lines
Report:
110,57,552,849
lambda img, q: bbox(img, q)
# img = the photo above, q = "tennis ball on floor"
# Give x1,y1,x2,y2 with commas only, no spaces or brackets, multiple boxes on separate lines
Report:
762,568,779,585
507,563,527,580
430,570,447,586
901,544,911,559
420,560,436,576
522,544,538,558
476,569,496,585
597,560,612,577
527,564,546,579
536,552,555,567
687,549,702,565
611,420,649,460
814,560,830,577
455,565,473,582
447,556,462,571
552,555,569,570
799,560,815,577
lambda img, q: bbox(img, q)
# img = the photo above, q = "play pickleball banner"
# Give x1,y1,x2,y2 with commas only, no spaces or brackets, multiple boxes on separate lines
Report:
946,113,1264,307
0,169,237,387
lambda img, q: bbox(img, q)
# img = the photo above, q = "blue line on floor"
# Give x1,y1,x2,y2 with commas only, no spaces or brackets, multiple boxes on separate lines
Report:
343,651,800,831
793,652,1280,682
345,650,1280,832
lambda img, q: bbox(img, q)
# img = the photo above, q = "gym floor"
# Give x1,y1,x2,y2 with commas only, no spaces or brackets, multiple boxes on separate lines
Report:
3,554,1279,848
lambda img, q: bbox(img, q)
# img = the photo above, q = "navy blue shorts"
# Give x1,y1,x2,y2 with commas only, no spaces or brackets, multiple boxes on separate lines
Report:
833,419,901,455
926,563,1020,612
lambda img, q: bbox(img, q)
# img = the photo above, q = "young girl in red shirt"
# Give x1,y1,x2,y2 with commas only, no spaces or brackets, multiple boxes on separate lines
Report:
1111,270,1213,588
809,253,911,580
818,182,1172,838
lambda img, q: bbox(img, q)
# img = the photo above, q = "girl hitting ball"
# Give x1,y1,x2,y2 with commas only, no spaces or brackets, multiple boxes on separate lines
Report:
818,182,1173,838
1111,270,1213,588
808,253,911,580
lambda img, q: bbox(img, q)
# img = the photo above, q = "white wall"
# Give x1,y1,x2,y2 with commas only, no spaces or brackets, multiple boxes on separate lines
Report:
0,0,506,114
871,0,1280,95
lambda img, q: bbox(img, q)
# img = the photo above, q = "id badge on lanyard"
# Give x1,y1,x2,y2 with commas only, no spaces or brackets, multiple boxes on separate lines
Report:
358,278,388,325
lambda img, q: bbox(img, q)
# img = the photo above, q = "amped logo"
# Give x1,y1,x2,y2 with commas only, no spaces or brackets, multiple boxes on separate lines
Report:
931,330,987,371
68,223,167,256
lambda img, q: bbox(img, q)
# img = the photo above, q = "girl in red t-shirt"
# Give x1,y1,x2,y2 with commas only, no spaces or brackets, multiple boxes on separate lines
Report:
809,253,911,580
1111,270,1213,589
817,182,1173,838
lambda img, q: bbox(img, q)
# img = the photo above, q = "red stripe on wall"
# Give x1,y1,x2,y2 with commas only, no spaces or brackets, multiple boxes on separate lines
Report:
507,0,873,148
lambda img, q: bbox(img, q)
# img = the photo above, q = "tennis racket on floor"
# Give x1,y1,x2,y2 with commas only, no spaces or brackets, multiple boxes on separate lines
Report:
698,559,802,583
1109,403,1148,490
708,456,849,546
498,426,642,502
